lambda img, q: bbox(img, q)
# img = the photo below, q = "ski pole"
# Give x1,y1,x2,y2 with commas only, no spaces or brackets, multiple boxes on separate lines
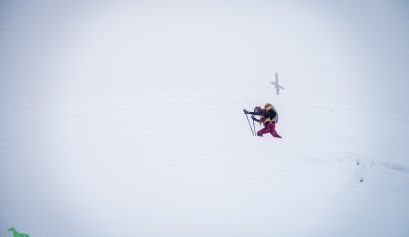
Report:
252,118,256,136
244,110,255,136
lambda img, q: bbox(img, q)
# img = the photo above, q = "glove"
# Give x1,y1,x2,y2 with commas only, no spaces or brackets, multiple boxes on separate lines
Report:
251,115,255,119
243,109,248,114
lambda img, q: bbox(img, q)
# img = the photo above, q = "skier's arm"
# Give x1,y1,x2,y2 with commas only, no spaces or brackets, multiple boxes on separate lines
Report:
244,109,262,116
247,111,262,116
247,112,258,115
251,115,260,122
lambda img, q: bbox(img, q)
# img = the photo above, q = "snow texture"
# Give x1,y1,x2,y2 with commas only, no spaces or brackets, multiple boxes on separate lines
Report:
1,91,409,237
1,1,409,236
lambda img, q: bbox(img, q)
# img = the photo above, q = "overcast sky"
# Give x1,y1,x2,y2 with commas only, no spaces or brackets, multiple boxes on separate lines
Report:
1,0,408,116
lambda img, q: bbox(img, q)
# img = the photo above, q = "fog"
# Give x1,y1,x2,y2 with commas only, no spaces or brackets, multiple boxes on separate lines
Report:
1,1,409,236
1,0,408,115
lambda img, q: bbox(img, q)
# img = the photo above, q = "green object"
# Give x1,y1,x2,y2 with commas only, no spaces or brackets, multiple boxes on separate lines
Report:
7,227,30,237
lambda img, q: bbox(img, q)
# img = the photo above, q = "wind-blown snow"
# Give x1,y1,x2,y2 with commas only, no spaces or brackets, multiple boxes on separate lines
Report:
1,91,408,237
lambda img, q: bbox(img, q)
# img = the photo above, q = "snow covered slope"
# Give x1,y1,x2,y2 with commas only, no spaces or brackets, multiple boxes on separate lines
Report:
1,91,409,237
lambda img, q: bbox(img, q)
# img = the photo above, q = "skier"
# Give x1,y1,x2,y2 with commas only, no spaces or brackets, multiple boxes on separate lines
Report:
244,103,282,138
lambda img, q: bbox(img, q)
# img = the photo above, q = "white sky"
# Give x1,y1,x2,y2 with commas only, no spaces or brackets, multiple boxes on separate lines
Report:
1,0,408,116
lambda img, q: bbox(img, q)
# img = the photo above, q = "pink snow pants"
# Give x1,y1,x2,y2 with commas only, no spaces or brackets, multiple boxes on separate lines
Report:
257,122,282,138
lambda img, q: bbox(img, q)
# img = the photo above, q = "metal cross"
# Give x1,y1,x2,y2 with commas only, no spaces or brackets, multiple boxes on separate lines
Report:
270,72,284,95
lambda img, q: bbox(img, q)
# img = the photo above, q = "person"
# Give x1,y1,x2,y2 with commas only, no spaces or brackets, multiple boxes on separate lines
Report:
244,103,282,138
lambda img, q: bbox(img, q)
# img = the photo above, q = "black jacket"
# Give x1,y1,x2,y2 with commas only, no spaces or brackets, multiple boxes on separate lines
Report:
249,109,277,123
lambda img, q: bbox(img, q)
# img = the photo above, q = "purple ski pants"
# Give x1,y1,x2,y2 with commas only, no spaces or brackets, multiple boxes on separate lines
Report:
257,122,282,138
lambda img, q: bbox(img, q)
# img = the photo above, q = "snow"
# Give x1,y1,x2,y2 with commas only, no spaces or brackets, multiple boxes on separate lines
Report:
1,1,409,236
1,91,409,237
